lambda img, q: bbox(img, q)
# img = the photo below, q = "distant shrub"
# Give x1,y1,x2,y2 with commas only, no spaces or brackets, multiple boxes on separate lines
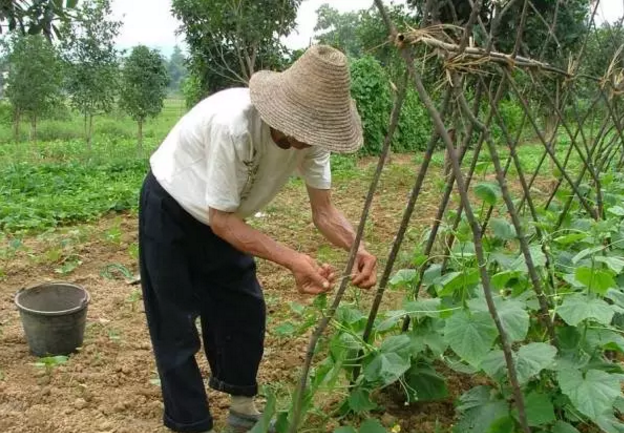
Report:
350,55,434,156
350,55,393,156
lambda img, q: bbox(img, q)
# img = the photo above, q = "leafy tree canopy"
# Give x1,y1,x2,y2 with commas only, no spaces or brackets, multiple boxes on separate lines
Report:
172,0,302,94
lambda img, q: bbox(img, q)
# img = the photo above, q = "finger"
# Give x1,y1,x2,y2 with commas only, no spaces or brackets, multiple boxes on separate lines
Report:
328,272,336,283
311,272,331,291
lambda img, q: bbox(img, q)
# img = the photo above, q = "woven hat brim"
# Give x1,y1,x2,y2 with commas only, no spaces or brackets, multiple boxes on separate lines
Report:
249,70,364,154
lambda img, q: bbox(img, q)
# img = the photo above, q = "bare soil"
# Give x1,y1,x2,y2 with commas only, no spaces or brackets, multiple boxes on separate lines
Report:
0,156,554,433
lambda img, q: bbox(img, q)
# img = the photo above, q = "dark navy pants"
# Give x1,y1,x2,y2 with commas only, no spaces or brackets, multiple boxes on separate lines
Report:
138,171,266,433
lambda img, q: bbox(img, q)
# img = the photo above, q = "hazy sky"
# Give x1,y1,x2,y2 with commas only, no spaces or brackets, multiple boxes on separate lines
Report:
110,0,624,57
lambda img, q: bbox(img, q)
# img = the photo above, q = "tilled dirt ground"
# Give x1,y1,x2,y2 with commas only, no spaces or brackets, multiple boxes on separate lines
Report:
0,156,554,433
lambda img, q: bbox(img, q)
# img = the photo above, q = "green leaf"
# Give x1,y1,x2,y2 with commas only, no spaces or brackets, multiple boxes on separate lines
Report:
475,182,501,206
511,244,546,271
403,298,441,319
289,302,306,315
273,322,296,337
336,307,365,325
551,421,581,433
608,206,624,216
554,233,588,245
479,350,506,381
557,294,614,326
515,343,557,384
363,352,411,386
66,0,79,8
438,269,480,296
444,311,498,366
380,335,411,355
389,269,417,287
572,246,604,264
358,419,386,433
491,270,523,290
522,391,556,426
334,427,357,433
466,297,529,342
249,388,277,433
558,369,621,419
596,413,624,433
575,267,616,295
405,363,449,402
422,264,442,287
348,388,377,414
607,288,624,309
596,256,624,273
454,387,509,433
491,218,516,241
313,294,327,310
497,298,530,342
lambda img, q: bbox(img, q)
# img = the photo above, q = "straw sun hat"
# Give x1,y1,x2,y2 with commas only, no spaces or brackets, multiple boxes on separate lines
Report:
249,44,364,153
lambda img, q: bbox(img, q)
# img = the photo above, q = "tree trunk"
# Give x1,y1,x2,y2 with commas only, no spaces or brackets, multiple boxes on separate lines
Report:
14,109,21,143
87,114,94,152
137,119,144,154
31,114,37,144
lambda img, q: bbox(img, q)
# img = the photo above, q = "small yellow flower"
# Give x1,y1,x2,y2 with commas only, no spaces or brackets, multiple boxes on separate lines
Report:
391,424,401,433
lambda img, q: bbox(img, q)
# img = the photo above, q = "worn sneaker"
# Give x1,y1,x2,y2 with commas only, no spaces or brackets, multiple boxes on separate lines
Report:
225,411,276,433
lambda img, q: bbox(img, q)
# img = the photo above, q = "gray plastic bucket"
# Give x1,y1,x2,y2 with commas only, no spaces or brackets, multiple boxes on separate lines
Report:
14,282,90,357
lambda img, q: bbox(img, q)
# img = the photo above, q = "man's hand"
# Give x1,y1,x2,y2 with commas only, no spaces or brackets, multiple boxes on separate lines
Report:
290,254,336,295
352,249,377,289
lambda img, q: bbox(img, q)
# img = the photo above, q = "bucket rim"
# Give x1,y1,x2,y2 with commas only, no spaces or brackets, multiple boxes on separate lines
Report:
14,281,90,317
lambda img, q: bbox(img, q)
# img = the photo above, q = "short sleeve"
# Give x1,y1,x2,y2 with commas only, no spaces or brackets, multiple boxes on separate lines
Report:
298,146,331,190
204,123,247,213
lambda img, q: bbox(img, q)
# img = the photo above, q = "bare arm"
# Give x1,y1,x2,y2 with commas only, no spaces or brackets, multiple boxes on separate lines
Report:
307,186,377,288
209,208,334,294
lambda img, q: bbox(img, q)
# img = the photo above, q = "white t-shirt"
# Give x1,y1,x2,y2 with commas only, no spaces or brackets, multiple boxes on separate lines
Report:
150,88,332,226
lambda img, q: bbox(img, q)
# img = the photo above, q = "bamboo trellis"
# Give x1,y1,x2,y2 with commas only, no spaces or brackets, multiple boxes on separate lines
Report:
288,1,624,432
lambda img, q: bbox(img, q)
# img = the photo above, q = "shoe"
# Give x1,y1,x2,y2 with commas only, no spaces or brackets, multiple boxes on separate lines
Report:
225,411,276,433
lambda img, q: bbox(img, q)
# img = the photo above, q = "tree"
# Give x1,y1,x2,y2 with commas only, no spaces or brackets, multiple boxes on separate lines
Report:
171,0,302,94
314,4,419,81
120,45,169,151
60,0,120,149
0,0,79,40
167,45,187,94
4,34,62,142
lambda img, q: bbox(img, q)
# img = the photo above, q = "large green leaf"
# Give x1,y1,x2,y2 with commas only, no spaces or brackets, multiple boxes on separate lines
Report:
444,311,498,366
491,270,523,290
491,218,516,241
474,182,501,206
557,295,614,326
438,269,480,296
389,269,417,288
574,267,616,295
551,421,581,433
380,335,411,356
358,419,386,433
405,363,449,402
334,427,357,433
497,299,530,342
511,244,547,271
572,246,604,264
515,343,557,384
480,343,557,385
403,298,442,319
454,386,509,433
585,328,624,353
558,369,622,419
479,350,506,381
595,256,624,274
348,388,377,414
467,297,529,342
363,352,411,386
596,414,624,433
523,391,556,426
